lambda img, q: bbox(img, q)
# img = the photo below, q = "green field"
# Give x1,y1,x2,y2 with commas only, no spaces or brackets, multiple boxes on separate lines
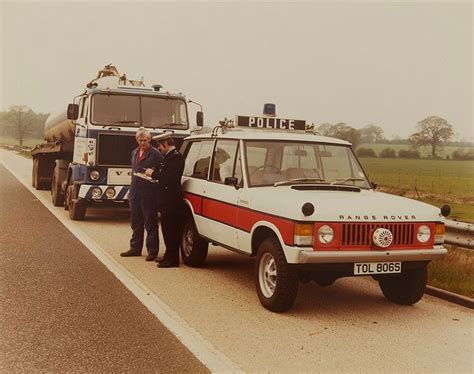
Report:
359,143,473,159
360,157,474,222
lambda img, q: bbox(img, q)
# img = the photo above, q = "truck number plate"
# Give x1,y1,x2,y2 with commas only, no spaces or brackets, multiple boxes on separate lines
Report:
354,262,401,275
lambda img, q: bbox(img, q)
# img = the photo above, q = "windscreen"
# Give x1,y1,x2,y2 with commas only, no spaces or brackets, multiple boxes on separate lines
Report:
91,94,188,129
244,141,370,188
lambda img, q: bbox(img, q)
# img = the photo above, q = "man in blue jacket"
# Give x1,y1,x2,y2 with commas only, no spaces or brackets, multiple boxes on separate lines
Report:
121,128,163,261
145,132,185,268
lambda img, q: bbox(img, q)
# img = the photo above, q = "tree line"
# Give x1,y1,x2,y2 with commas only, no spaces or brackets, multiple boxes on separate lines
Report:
0,105,49,145
0,105,470,159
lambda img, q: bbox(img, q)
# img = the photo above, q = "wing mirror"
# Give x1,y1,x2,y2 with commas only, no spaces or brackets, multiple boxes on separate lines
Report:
196,111,204,128
224,177,239,189
67,104,79,120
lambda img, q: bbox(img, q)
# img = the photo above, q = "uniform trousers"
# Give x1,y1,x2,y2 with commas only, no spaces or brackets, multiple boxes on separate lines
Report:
159,208,184,264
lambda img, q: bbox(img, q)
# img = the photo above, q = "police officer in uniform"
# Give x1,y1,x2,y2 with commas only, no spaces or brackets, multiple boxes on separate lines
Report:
145,132,185,268
121,128,162,261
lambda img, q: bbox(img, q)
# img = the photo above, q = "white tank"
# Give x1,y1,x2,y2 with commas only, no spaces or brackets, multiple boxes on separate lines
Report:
44,110,75,143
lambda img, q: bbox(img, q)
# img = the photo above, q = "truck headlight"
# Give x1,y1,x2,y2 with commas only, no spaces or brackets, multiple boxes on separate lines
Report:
318,225,334,244
105,187,116,199
91,187,102,199
417,225,431,243
294,223,314,246
89,170,101,181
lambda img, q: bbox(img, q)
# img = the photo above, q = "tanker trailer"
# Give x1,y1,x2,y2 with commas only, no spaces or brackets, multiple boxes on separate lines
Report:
31,64,203,220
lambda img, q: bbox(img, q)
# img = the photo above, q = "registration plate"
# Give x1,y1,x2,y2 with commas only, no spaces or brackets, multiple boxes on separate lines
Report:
354,262,401,275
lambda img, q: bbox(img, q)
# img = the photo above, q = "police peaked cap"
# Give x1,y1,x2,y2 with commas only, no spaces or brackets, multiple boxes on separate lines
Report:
152,131,173,142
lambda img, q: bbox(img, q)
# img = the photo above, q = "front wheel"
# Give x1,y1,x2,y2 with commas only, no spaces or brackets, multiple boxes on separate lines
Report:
378,266,427,305
66,184,86,220
255,237,299,312
180,214,208,267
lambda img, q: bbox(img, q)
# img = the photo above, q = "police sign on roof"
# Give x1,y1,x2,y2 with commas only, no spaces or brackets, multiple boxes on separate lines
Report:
236,115,306,131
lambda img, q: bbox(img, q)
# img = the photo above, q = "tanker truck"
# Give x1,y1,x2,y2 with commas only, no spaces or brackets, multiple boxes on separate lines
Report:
31,65,203,220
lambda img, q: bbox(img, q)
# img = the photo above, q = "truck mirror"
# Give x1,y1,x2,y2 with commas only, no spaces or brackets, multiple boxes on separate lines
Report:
196,111,204,128
67,104,79,120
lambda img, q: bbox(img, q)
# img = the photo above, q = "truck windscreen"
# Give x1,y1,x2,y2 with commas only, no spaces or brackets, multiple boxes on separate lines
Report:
91,94,189,129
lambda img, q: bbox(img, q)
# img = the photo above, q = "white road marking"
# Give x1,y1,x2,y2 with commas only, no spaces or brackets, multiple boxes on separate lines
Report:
1,150,242,373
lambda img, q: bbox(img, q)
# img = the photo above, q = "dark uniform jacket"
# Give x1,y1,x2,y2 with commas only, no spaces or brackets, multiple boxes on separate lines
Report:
129,146,163,199
151,148,185,213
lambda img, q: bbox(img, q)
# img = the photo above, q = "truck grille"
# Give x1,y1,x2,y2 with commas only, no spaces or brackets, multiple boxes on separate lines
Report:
341,222,415,249
97,133,136,167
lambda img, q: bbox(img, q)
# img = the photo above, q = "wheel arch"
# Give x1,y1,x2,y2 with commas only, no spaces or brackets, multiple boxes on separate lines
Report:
250,222,285,257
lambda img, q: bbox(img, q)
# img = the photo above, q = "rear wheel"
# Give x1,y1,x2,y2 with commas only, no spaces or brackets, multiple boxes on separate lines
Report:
255,237,299,312
51,166,65,206
33,158,46,190
66,184,86,220
180,214,208,267
378,266,427,305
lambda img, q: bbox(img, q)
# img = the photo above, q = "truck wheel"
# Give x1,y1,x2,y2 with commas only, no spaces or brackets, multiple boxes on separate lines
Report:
32,158,38,188
255,237,299,312
51,167,65,207
33,158,45,190
180,214,208,267
67,184,86,220
378,266,427,305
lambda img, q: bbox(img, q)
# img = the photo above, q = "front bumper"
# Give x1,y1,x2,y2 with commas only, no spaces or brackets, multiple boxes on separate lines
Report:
78,184,130,201
287,247,447,264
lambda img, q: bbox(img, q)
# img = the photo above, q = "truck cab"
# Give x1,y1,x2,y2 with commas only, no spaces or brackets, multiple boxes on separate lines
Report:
31,65,203,220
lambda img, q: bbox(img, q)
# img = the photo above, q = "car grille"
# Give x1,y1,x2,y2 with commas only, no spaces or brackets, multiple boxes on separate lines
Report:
341,222,415,249
97,133,136,167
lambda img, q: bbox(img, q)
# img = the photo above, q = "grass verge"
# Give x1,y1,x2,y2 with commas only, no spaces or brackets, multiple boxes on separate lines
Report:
428,245,474,298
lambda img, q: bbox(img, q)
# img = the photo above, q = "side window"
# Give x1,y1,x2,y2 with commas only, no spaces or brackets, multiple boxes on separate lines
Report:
183,140,215,179
211,140,238,183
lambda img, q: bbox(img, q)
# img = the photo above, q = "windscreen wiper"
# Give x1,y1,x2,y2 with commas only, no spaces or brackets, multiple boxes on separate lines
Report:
162,123,186,128
103,120,138,128
330,178,365,185
274,178,326,187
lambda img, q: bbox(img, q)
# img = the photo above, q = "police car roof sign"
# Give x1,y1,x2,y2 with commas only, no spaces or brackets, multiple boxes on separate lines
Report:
236,115,306,131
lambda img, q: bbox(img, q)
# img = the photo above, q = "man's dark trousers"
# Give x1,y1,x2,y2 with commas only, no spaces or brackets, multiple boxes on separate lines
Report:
160,208,183,264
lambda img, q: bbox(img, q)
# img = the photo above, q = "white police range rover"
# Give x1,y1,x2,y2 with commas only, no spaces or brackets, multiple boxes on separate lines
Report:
178,115,447,312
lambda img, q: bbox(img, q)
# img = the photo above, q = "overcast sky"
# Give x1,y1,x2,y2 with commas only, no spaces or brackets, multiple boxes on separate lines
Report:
1,1,472,140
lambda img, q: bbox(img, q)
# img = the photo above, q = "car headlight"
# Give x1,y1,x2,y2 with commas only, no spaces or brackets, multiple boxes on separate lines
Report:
417,225,431,243
89,170,101,181
318,225,334,244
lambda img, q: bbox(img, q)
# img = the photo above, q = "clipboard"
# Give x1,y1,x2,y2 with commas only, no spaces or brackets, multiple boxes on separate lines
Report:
133,172,159,184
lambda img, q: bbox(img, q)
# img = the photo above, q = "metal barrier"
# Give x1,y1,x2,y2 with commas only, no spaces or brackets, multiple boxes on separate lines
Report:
445,220,474,249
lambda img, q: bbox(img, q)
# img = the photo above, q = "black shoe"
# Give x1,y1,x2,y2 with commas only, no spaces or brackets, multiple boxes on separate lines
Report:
157,260,179,268
146,253,158,262
154,256,164,262
120,250,141,257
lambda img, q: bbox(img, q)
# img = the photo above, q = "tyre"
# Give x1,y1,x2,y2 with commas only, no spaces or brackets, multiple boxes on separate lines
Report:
66,184,86,220
180,214,208,267
255,237,299,312
378,266,427,305
51,166,65,207
33,158,45,190
32,158,38,188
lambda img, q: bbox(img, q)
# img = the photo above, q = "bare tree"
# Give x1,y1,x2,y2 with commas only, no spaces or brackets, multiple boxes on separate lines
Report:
317,122,361,148
6,105,35,145
409,116,453,158
360,124,385,143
